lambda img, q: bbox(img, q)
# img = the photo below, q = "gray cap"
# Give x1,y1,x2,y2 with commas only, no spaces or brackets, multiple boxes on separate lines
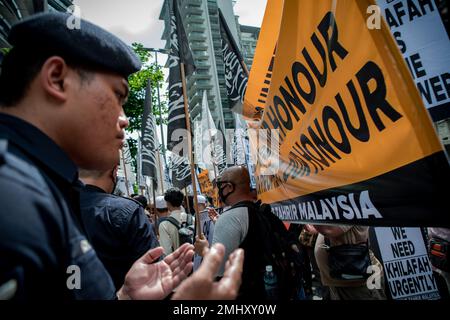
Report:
8,12,141,78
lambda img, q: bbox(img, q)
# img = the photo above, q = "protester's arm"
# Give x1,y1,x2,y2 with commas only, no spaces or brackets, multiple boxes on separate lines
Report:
305,224,348,238
194,235,209,256
208,207,219,224
117,243,194,300
172,243,244,300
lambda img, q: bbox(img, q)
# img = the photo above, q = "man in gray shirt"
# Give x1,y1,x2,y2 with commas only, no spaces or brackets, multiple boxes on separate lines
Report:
194,166,254,276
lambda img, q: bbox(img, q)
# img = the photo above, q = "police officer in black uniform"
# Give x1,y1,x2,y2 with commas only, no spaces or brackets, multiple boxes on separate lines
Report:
0,12,196,300
79,166,159,289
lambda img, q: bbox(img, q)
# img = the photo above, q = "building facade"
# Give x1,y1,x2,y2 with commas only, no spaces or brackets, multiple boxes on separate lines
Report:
239,24,259,70
160,0,257,130
0,0,72,48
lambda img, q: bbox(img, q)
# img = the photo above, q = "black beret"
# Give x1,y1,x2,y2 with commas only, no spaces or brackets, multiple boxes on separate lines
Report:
8,12,141,78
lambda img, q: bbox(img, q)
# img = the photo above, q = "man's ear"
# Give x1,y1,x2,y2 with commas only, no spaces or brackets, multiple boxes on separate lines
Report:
39,56,71,102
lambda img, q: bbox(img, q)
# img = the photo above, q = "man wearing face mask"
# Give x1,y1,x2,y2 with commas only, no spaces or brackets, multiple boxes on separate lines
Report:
79,166,160,289
194,166,256,291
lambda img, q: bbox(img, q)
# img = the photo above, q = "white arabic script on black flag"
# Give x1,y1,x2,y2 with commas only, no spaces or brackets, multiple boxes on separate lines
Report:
140,80,158,187
219,9,248,114
166,0,196,155
169,153,191,189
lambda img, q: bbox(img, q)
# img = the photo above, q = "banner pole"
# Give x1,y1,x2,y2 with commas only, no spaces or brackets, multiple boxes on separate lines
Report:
240,59,249,77
180,62,203,239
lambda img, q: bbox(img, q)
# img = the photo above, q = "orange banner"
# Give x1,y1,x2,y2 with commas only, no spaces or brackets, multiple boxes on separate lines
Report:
242,0,283,120
252,0,450,227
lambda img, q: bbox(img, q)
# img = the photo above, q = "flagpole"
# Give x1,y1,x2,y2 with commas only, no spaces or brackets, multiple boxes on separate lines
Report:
121,148,130,197
151,178,157,214
240,60,249,77
184,187,191,214
143,47,170,170
156,148,165,194
180,62,203,239
154,51,169,170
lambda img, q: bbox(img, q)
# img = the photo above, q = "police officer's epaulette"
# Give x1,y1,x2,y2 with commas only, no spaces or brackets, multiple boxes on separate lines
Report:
0,138,50,196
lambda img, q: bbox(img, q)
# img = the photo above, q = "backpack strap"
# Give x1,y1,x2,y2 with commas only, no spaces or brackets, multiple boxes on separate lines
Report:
159,216,180,230
230,200,257,211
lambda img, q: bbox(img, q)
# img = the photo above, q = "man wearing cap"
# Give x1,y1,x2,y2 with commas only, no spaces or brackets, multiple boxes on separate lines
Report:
192,195,216,272
197,195,208,213
196,194,214,245
78,166,159,289
154,195,170,228
155,196,169,215
0,12,243,300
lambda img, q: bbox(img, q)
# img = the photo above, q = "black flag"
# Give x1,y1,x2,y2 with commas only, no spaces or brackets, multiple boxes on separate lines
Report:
169,153,192,190
141,80,158,188
166,0,196,155
218,9,248,114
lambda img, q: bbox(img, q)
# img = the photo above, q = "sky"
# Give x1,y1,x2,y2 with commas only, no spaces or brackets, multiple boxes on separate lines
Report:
72,0,267,49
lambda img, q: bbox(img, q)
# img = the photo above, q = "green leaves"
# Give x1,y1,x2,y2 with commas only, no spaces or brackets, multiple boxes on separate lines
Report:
123,43,168,176
124,42,166,132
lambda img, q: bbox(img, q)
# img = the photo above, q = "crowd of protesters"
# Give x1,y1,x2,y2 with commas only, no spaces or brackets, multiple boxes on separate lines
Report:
0,11,449,301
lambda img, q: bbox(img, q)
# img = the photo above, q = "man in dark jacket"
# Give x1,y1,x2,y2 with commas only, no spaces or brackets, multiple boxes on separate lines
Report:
79,166,159,288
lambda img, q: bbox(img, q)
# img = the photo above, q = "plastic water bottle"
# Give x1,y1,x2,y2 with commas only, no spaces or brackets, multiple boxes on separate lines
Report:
263,265,279,300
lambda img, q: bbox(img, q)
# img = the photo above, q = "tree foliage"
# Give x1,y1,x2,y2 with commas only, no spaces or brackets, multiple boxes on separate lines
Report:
123,43,167,171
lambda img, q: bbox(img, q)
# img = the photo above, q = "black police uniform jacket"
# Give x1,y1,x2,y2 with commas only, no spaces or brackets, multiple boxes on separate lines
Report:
79,185,159,289
0,114,116,300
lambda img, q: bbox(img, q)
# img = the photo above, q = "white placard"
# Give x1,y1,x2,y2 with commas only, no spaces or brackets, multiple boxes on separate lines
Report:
378,0,450,114
375,227,440,300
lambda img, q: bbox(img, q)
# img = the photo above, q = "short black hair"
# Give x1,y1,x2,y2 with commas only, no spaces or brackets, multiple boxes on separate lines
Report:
164,188,185,208
0,46,93,107
133,195,148,208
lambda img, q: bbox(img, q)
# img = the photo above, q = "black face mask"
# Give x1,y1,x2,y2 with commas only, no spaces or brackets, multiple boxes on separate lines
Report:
218,182,234,204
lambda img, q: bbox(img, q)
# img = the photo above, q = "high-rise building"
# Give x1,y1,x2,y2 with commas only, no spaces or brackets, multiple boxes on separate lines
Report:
239,24,259,70
0,0,72,47
160,0,245,130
